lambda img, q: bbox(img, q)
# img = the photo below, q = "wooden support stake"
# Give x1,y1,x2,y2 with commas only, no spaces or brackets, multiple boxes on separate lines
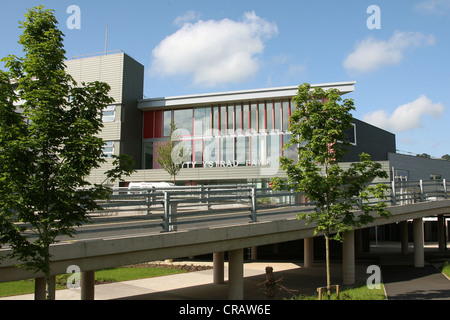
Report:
317,285,340,300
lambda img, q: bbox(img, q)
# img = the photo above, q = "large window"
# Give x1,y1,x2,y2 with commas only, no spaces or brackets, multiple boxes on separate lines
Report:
213,106,219,133
283,134,298,164
220,136,234,163
194,107,211,137
235,135,249,166
274,101,281,131
282,100,290,131
163,110,172,136
267,134,282,165
266,102,273,132
204,136,219,164
258,103,265,133
220,106,227,135
102,141,115,158
174,109,193,136
227,105,234,133
235,104,242,131
143,141,153,169
344,123,357,145
251,103,257,132
194,140,204,167
143,99,295,169
243,103,249,132
102,105,116,122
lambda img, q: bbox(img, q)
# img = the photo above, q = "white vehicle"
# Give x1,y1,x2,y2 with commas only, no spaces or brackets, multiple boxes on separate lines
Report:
127,182,175,194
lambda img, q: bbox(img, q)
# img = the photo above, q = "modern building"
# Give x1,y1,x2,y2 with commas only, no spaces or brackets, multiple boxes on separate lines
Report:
65,51,408,189
66,51,144,184
63,51,450,191
135,83,398,188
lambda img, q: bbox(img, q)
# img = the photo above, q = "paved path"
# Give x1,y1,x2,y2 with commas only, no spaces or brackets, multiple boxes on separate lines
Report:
379,253,450,300
382,265,450,300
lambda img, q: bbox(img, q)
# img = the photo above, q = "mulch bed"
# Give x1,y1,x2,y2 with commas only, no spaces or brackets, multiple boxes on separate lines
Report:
122,262,214,272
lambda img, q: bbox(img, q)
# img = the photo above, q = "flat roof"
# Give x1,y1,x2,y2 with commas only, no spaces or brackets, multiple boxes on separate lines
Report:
138,81,356,110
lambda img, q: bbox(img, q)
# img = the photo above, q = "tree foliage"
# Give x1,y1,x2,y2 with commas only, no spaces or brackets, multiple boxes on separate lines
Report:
271,83,391,298
0,6,134,299
155,121,190,184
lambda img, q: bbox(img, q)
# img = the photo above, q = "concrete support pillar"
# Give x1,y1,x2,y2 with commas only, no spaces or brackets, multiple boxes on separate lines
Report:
400,221,409,255
213,252,225,284
251,246,258,260
81,270,95,300
34,277,46,300
228,248,244,300
342,231,355,285
34,276,55,300
304,237,314,268
437,214,447,251
413,218,424,267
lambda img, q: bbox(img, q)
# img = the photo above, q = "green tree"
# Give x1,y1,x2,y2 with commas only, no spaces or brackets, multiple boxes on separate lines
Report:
271,83,391,300
155,121,190,184
0,6,134,300
416,153,431,159
441,154,450,161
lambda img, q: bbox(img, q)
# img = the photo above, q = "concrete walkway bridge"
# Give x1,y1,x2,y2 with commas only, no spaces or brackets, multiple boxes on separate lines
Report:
1,180,449,300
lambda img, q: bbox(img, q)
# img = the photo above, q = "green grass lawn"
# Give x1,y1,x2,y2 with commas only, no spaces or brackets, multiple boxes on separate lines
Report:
442,261,450,278
290,284,387,300
0,266,187,298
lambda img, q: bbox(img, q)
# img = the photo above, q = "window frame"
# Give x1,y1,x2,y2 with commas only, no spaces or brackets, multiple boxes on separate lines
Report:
102,105,116,122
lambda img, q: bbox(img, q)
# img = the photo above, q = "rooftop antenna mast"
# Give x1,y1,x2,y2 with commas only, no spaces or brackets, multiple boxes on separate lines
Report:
104,24,108,55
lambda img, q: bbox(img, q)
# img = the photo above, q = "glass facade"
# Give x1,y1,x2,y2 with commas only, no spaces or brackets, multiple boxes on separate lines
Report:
142,99,297,170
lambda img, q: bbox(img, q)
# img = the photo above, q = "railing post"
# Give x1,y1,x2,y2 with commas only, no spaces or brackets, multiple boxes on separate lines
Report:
391,180,397,206
146,189,152,215
251,185,257,222
443,179,447,199
170,201,178,231
206,187,211,211
163,191,170,232
419,180,424,202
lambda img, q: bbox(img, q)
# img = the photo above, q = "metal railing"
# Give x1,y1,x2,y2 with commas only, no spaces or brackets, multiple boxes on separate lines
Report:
93,179,449,233
390,179,448,205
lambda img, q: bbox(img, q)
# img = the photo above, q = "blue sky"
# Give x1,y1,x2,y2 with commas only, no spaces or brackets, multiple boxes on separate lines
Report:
2,0,450,158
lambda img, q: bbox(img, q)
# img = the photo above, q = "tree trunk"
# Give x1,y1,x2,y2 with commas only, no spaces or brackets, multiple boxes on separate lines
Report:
44,244,54,300
45,273,54,300
325,233,331,300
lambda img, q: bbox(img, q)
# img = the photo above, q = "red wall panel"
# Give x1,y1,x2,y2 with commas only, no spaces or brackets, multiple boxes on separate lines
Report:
143,111,155,139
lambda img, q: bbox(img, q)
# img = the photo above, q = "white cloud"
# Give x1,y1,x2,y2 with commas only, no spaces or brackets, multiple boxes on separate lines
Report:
173,11,201,27
363,95,445,132
415,0,450,15
150,11,278,87
343,31,435,74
